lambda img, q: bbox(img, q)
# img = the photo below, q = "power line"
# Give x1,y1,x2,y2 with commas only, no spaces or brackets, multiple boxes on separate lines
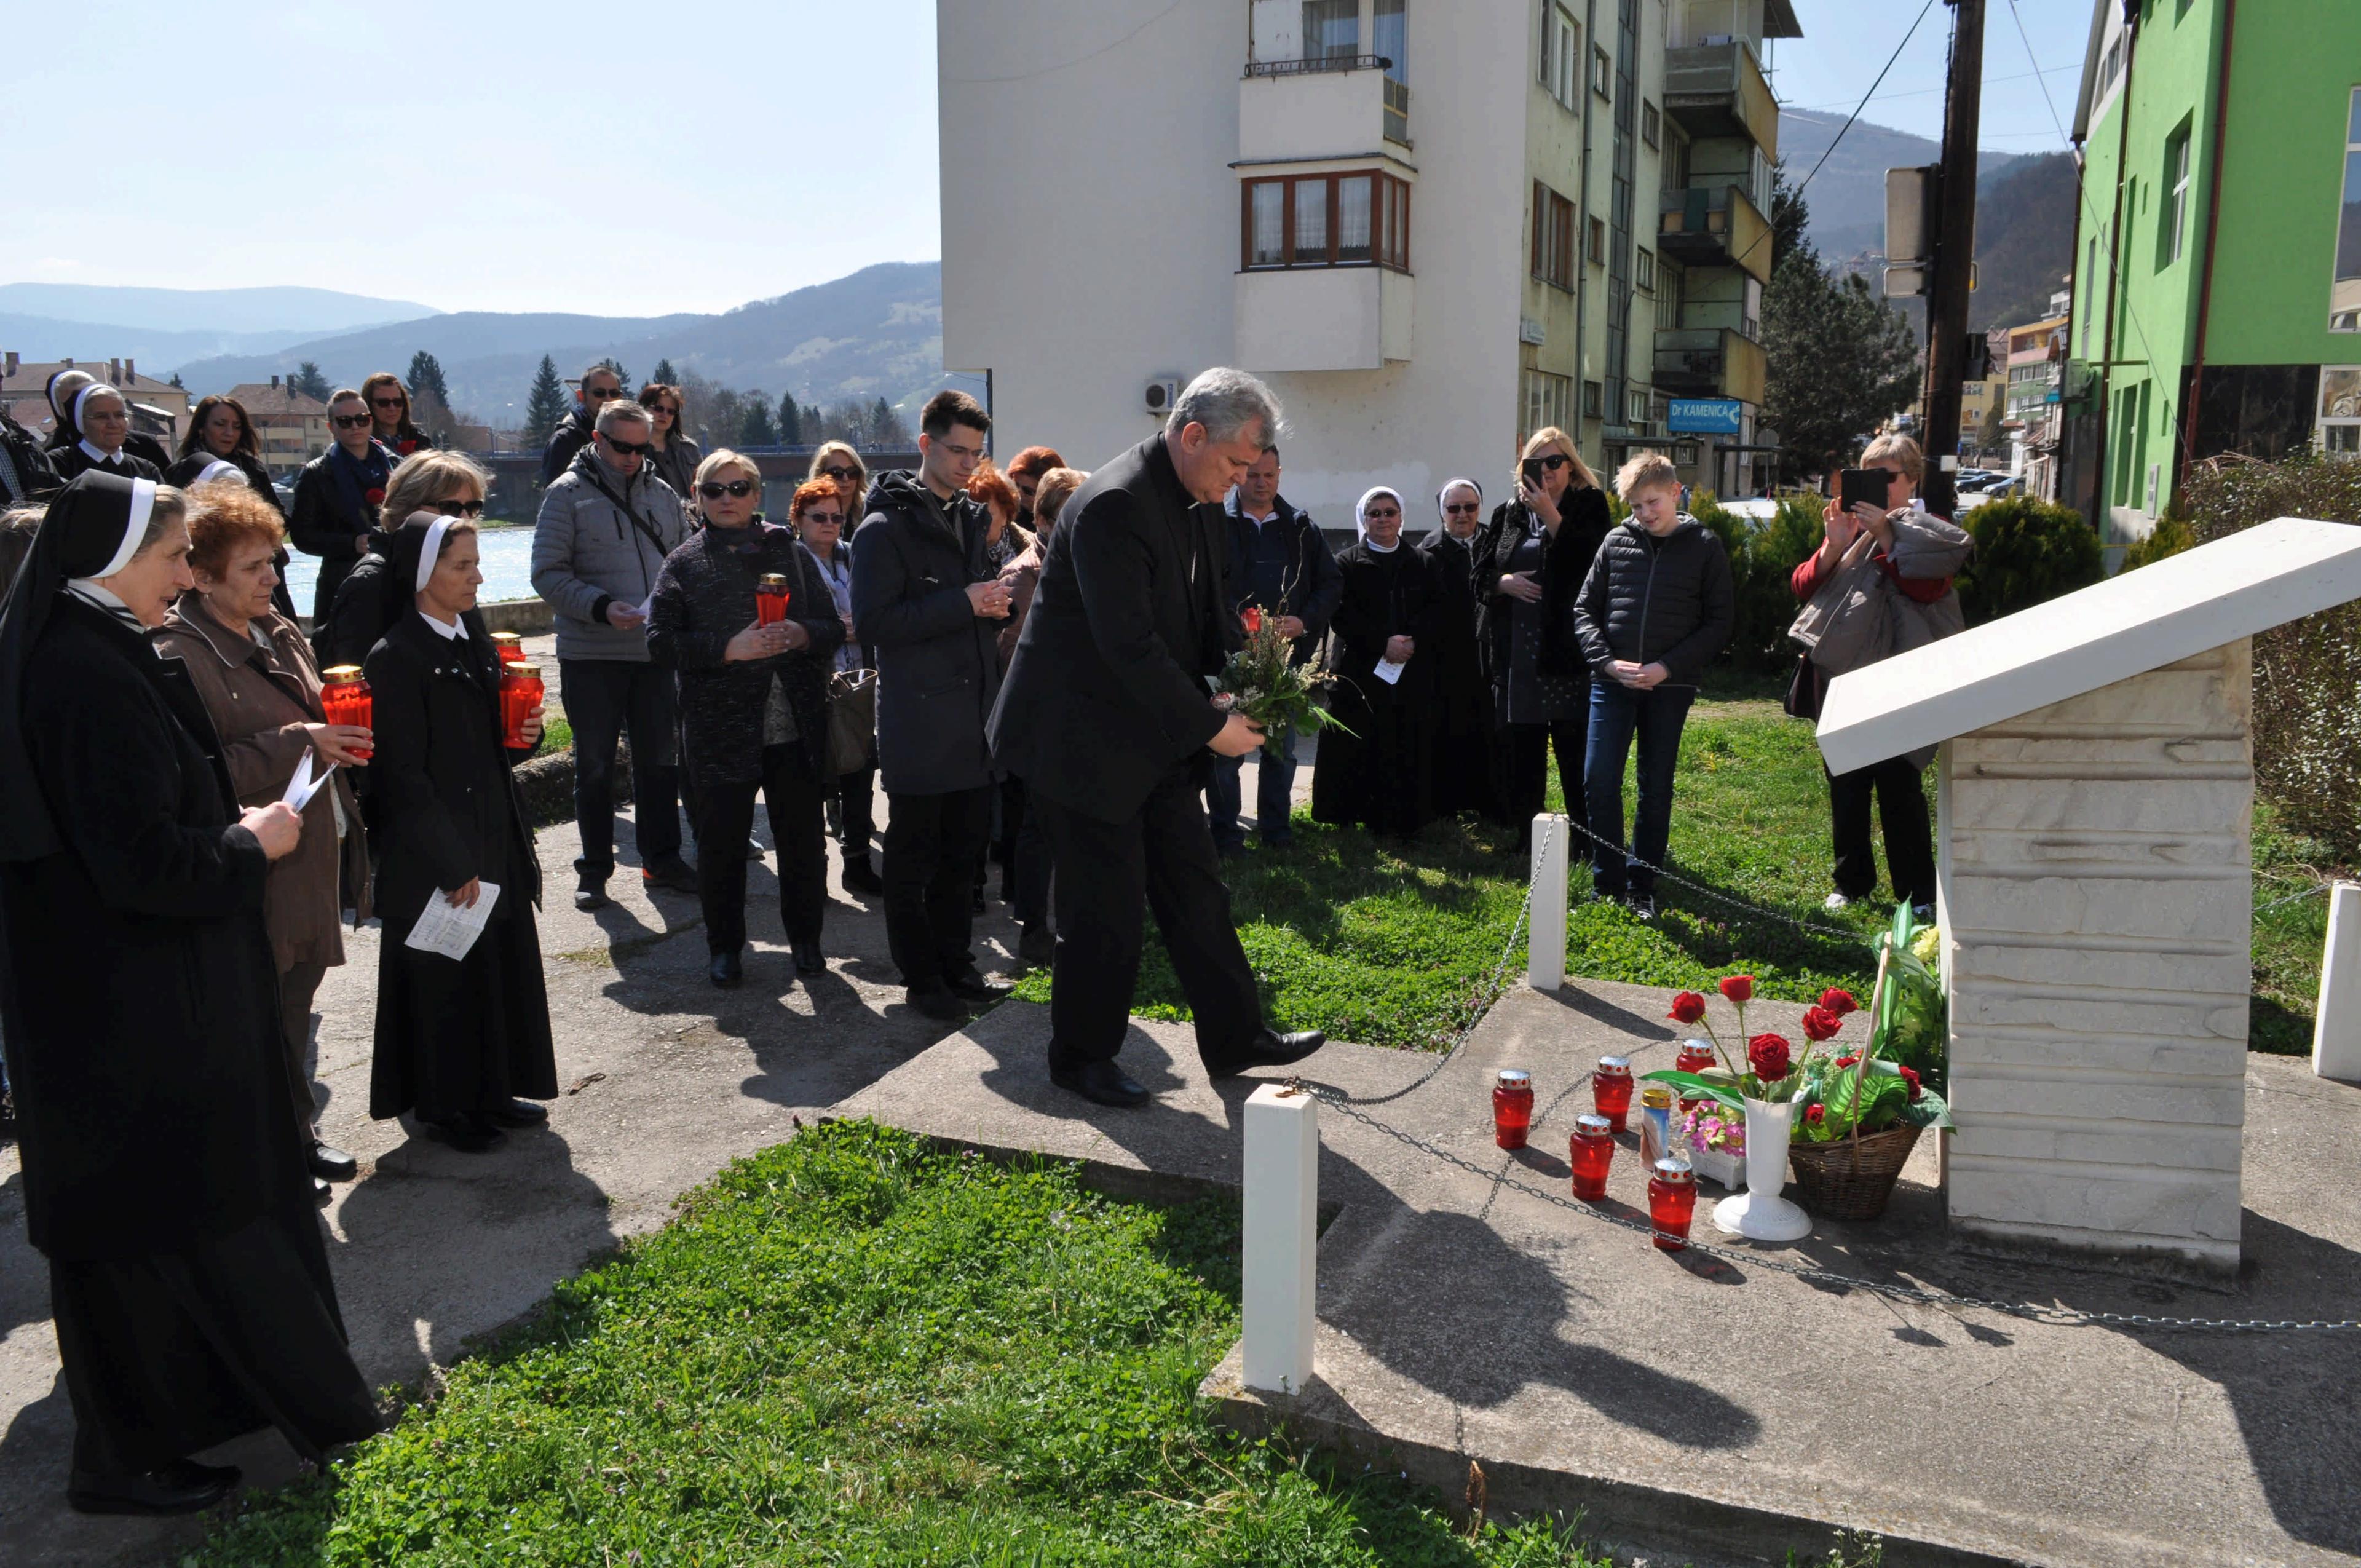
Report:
2004,0,2076,148
1784,61,2079,116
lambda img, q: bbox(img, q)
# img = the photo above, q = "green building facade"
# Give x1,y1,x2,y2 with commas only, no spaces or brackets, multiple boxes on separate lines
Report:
2063,0,2361,542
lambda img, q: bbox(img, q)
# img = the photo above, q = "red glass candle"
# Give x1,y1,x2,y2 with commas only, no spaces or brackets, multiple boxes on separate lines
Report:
1592,1055,1634,1133
500,662,545,749
756,572,791,627
1492,1069,1533,1150
490,630,526,665
1570,1114,1615,1201
1648,1158,1698,1251
1675,1038,1718,1112
320,666,372,760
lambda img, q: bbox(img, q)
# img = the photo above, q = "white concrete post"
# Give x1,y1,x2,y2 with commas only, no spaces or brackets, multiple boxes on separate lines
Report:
1241,1082,1318,1394
1527,812,1568,991
2313,882,2361,1080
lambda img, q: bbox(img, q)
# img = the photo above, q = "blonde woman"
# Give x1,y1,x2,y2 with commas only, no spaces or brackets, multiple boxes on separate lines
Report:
809,440,869,517
1479,426,1610,852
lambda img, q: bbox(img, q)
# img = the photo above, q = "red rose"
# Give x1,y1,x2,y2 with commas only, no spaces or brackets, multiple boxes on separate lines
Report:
365,486,386,505
1746,1033,1791,1082
1899,1065,1923,1101
1832,1054,1859,1069
1801,1005,1842,1042
1242,606,1262,635
1667,991,1707,1024
1718,975,1754,1005
1818,988,1859,1017
1805,1103,1825,1125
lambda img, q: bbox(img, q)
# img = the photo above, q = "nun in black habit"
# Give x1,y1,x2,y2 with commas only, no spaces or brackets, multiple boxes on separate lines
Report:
1415,477,1500,821
1311,486,1441,840
43,379,165,486
363,515,556,1153
0,472,378,1515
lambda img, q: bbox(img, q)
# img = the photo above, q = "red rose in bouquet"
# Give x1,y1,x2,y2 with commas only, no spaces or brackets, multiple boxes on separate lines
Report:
1718,975,1754,1005
1667,991,1707,1025
365,486,386,505
1241,606,1262,635
1817,987,1859,1017
1899,1064,1923,1101
1746,1033,1792,1082
1805,1103,1825,1125
1800,1005,1843,1042
1832,1053,1859,1069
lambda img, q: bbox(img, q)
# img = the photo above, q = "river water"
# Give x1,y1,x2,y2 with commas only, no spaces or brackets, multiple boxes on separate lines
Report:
280,525,542,612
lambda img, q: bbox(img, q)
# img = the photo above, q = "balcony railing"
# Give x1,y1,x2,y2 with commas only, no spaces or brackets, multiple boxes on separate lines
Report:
1663,41,1779,156
1654,327,1767,405
1658,183,1773,284
1245,53,1393,79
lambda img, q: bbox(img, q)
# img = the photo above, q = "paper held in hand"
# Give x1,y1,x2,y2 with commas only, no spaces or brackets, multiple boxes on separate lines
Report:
280,753,337,813
1372,658,1405,686
405,881,500,962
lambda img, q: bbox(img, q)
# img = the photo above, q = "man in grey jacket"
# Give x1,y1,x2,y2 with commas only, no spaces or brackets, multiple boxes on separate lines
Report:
532,398,694,908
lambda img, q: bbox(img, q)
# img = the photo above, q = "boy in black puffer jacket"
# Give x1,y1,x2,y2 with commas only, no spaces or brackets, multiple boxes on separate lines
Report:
1570,451,1734,913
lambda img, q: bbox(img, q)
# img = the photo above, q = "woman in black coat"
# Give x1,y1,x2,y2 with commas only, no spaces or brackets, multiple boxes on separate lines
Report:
648,453,845,990
0,473,378,1515
1311,486,1441,840
1479,427,1611,852
168,394,296,620
364,515,555,1154
1416,478,1500,821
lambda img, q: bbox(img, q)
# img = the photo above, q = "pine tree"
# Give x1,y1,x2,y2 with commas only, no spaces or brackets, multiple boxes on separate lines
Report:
292,361,331,402
652,358,678,386
778,393,802,445
596,357,630,392
740,392,777,447
1763,248,1919,481
872,397,912,448
168,370,185,390
525,355,568,442
406,350,450,406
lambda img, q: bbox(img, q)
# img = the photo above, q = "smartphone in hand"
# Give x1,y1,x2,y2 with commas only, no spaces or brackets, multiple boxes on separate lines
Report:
1838,469,1887,513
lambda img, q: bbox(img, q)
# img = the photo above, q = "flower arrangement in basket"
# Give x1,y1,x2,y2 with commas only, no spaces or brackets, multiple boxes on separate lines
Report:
1213,606,1354,757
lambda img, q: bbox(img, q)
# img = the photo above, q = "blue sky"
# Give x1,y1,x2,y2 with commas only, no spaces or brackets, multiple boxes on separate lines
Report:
10,0,2093,317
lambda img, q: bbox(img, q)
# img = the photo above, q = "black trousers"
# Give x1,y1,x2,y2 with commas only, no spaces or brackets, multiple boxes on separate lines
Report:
695,742,828,955
1497,716,1589,855
835,765,877,866
882,785,991,989
1034,766,1264,1072
1012,778,1054,931
561,658,682,881
1827,757,1936,906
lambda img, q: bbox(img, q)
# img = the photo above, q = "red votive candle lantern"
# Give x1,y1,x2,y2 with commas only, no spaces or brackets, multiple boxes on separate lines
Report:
489,630,525,665
1592,1055,1634,1133
500,661,545,749
1492,1069,1533,1150
320,665,372,760
1648,1158,1698,1251
756,572,791,627
1675,1038,1717,1112
1570,1114,1615,1201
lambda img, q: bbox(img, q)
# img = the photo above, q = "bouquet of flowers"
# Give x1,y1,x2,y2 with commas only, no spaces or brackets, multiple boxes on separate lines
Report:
1214,605,1354,757
1682,1103,1746,1157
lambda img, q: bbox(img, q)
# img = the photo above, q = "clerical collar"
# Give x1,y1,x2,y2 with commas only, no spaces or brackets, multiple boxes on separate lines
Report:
418,610,468,641
65,580,149,635
78,440,121,465
1364,537,1401,553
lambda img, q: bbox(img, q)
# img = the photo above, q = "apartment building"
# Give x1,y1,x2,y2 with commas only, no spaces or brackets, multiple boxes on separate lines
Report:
2062,0,2361,542
938,0,1796,518
2001,296,2070,497
0,353,189,449
227,379,331,476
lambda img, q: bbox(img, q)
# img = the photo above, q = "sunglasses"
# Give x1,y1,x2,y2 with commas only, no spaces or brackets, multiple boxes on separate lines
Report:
698,479,757,499
331,413,371,429
801,512,845,527
1527,454,1569,472
602,435,652,456
821,465,861,481
585,386,621,400
432,499,487,518
1365,508,1401,520
370,395,406,409
1444,502,1481,515
650,405,679,418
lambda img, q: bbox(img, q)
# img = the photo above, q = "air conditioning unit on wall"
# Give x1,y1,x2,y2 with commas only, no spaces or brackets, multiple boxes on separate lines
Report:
1144,377,1181,418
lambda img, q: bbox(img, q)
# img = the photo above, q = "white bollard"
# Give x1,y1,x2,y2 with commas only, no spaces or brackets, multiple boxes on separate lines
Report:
1241,1082,1318,1394
2314,882,2361,1079
1527,812,1568,991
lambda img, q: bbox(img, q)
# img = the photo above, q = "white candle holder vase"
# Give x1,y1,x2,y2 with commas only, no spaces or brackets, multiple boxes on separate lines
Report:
1712,1096,1811,1242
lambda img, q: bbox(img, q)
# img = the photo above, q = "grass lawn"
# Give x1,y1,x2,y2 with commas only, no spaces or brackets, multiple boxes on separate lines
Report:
196,1122,1610,1567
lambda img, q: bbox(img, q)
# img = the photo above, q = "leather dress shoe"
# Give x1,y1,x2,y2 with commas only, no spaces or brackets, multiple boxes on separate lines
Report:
907,984,969,1022
307,1141,358,1182
68,1458,240,1516
424,1112,502,1153
791,938,825,976
945,970,1013,1004
483,1098,548,1128
710,949,743,988
574,878,610,913
1205,1029,1328,1079
313,1175,333,1202
1050,1059,1152,1109
643,853,699,894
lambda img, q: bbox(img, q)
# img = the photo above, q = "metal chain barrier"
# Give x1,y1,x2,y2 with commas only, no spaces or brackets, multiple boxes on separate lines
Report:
1318,879,1535,1107
2253,880,2333,917
1555,813,1869,941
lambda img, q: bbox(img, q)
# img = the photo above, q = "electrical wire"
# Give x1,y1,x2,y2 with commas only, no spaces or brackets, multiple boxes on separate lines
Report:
1782,61,2079,117
2004,0,2076,148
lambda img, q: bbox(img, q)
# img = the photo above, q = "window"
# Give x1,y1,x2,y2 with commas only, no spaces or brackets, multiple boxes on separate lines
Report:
2082,238,2098,354
1544,6,1581,110
2160,120,2192,268
1642,101,1659,149
1243,171,1412,272
1628,388,1650,424
2333,87,2361,331
1532,181,1576,290
1588,215,1607,264
1303,0,1357,60
1635,246,1655,291
1374,0,1405,76
1592,44,1612,98
2322,366,2361,453
1583,381,1604,418
1523,370,1573,441
1654,255,1683,331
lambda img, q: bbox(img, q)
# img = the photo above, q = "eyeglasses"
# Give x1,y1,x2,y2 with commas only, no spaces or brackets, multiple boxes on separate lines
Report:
820,465,861,481
1529,454,1569,473
1365,509,1401,520
601,435,652,456
650,405,679,418
432,498,487,518
585,385,621,400
698,480,756,499
801,512,845,528
370,395,406,409
331,413,371,429
1444,503,1481,515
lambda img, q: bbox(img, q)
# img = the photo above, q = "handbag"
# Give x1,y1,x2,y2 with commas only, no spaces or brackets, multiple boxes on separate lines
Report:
1787,533,1892,677
825,667,877,778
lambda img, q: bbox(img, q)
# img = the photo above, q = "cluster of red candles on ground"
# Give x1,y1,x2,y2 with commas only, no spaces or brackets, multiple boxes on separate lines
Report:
1489,1059,1698,1252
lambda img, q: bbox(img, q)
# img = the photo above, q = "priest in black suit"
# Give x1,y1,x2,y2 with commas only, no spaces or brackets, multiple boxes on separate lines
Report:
989,368,1327,1107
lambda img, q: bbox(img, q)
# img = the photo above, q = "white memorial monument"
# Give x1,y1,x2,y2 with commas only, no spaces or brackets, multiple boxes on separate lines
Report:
1817,518,2361,1273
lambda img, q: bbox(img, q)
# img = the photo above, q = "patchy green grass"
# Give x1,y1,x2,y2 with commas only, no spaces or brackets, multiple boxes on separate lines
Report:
193,1122,1612,1567
2252,803,2339,1056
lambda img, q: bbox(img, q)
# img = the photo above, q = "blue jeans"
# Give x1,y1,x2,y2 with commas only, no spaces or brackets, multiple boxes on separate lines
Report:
1206,722,1297,844
1583,682,1695,898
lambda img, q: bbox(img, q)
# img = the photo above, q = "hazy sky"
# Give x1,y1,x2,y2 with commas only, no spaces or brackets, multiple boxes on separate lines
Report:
9,0,2094,318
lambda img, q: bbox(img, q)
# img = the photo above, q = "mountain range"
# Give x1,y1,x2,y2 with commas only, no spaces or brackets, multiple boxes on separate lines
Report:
0,283,440,365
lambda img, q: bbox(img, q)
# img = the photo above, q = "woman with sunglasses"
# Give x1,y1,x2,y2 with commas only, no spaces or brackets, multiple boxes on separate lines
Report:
1417,478,1500,820
649,455,845,989
1479,426,1610,853
639,382,703,502
288,390,396,629
315,451,491,670
360,373,433,457
807,441,869,517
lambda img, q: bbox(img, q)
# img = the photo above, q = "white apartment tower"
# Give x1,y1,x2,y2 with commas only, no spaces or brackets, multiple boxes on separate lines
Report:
938,0,1796,516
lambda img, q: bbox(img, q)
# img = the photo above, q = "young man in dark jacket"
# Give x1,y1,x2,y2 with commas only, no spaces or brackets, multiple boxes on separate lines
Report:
1208,444,1340,851
1571,451,1734,913
537,363,624,486
850,390,1014,1021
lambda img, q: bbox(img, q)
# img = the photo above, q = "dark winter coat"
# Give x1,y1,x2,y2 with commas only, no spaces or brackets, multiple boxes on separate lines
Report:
1219,494,1343,666
989,434,1229,823
538,408,595,486
1477,489,1611,686
45,443,163,488
288,449,387,625
647,434,704,503
647,520,845,788
0,408,56,505
0,594,301,1261
1415,527,1498,817
1572,515,1736,684
1313,542,1441,837
315,533,400,671
851,470,1005,795
531,448,689,661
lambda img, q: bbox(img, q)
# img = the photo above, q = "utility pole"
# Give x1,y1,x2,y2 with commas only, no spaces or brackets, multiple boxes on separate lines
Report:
1921,0,1985,517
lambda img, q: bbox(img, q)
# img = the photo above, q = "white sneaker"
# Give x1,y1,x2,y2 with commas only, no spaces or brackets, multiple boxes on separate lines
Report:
1824,892,1853,911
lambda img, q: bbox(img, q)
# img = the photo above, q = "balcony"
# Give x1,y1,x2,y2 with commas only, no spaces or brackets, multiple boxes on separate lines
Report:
1235,266,1412,372
1240,55,1410,164
1654,327,1766,406
1659,183,1774,285
1663,41,1779,157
